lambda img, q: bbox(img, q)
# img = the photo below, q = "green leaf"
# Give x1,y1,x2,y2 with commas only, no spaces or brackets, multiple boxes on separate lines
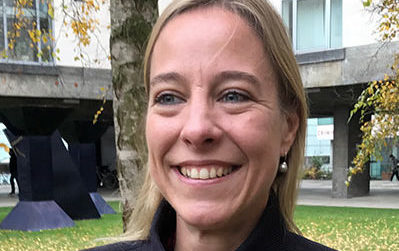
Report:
363,0,372,7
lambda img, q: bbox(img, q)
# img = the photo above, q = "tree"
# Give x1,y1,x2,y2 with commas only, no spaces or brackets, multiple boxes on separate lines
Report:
110,0,157,229
349,0,399,184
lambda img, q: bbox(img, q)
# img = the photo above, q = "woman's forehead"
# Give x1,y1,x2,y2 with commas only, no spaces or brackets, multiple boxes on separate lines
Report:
151,6,271,77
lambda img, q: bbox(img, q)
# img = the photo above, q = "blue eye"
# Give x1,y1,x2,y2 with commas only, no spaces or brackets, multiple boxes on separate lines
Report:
154,93,184,105
220,90,249,103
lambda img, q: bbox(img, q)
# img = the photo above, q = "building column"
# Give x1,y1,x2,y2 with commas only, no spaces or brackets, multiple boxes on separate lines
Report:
348,111,370,197
332,106,349,198
332,106,370,198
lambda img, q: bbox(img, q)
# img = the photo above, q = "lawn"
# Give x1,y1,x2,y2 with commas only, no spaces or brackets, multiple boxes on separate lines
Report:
0,203,398,251
295,206,399,251
0,201,123,251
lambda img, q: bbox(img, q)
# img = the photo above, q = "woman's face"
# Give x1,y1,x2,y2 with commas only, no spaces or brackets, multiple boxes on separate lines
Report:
146,7,298,231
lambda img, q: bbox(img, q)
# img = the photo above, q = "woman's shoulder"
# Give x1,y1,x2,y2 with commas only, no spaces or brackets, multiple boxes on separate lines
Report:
284,232,337,251
82,240,151,251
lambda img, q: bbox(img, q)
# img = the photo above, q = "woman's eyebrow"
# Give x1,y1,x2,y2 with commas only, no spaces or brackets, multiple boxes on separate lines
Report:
150,72,184,87
213,71,261,86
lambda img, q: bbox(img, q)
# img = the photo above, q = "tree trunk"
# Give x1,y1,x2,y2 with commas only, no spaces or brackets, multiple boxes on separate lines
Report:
110,0,158,230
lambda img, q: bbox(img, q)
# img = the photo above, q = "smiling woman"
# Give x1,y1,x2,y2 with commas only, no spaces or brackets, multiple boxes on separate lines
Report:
87,0,335,251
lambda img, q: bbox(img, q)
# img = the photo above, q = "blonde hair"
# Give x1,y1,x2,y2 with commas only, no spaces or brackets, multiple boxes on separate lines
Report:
124,0,308,240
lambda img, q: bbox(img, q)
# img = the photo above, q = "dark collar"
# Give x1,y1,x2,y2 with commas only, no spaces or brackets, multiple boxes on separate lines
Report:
149,193,286,251
236,192,286,250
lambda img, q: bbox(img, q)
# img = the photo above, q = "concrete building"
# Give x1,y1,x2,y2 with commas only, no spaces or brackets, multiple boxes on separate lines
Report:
0,0,115,170
0,1,117,230
271,0,397,197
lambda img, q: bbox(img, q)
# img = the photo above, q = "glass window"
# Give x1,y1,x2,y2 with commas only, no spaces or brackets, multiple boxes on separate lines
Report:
282,0,293,41
318,117,333,125
282,0,342,53
330,0,342,48
0,0,52,63
7,17,38,61
0,19,3,53
40,17,51,62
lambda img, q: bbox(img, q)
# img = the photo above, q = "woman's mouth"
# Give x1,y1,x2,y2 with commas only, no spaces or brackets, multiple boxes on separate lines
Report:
175,165,241,180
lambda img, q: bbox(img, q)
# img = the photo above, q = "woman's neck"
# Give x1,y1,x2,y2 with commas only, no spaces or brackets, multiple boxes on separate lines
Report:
174,221,243,251
173,205,266,251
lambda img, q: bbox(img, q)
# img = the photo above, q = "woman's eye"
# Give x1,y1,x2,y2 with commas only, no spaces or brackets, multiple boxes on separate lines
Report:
220,90,250,103
154,93,184,105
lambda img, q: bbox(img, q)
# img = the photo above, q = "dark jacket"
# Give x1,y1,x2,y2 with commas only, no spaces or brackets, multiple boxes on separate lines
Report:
392,157,398,171
86,195,336,251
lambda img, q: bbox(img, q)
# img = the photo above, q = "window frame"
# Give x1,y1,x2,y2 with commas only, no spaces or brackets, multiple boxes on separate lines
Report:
283,0,341,54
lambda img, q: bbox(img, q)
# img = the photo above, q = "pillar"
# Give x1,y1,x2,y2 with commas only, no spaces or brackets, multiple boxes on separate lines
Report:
332,106,370,198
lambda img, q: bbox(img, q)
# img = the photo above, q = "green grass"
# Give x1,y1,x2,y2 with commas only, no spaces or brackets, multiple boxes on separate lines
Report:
295,206,399,251
0,201,123,251
0,203,398,250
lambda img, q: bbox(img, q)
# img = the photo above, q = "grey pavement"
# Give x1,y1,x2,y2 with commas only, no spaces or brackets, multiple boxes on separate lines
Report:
297,179,399,209
0,185,121,207
0,180,399,209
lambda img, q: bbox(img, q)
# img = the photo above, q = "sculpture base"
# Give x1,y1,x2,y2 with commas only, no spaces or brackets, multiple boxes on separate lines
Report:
0,201,74,231
90,192,116,215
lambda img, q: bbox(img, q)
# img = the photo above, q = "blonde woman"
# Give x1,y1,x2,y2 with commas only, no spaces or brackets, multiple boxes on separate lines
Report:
89,0,335,250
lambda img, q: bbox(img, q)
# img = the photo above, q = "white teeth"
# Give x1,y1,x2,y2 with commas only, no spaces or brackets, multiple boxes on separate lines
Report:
199,168,209,179
180,166,237,179
190,168,199,179
210,168,216,178
217,167,223,177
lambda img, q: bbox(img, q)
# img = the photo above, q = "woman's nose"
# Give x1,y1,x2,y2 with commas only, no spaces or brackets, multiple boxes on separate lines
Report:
180,102,222,150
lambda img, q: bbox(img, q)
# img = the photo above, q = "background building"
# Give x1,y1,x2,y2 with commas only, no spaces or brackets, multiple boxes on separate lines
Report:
0,0,115,182
269,0,399,197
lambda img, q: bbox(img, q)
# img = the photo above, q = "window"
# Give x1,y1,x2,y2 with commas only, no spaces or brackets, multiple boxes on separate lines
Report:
282,0,342,53
0,0,52,63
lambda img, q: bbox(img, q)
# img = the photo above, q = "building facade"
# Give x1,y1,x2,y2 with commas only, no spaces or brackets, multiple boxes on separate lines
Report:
0,0,115,175
274,0,399,196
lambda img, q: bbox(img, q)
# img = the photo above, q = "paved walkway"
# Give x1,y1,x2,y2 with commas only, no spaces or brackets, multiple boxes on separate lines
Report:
298,180,399,209
0,180,398,209
0,185,121,207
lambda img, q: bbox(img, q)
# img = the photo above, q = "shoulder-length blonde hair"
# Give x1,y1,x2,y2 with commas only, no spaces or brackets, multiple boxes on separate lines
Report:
124,0,307,240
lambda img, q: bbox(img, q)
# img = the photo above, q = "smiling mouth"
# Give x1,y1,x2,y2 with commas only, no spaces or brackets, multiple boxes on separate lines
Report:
176,165,241,180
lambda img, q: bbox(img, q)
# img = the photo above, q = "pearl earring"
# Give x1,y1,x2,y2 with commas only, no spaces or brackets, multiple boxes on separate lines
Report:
279,153,288,173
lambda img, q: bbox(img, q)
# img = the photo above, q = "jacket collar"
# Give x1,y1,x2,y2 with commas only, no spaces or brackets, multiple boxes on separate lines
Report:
149,192,286,251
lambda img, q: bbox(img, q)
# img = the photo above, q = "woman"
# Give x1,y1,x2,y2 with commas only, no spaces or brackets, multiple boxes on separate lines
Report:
90,0,335,250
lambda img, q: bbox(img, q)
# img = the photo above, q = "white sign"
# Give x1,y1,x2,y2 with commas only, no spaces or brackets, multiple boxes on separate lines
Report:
317,125,334,140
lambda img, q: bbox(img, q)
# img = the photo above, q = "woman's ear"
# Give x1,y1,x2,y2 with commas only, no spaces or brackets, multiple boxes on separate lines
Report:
280,111,299,155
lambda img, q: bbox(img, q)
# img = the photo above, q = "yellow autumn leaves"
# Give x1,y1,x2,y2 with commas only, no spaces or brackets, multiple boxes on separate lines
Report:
93,86,109,125
68,0,102,48
349,1,399,185
71,18,97,47
0,143,9,153
349,77,399,185
4,0,55,60
4,0,106,62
